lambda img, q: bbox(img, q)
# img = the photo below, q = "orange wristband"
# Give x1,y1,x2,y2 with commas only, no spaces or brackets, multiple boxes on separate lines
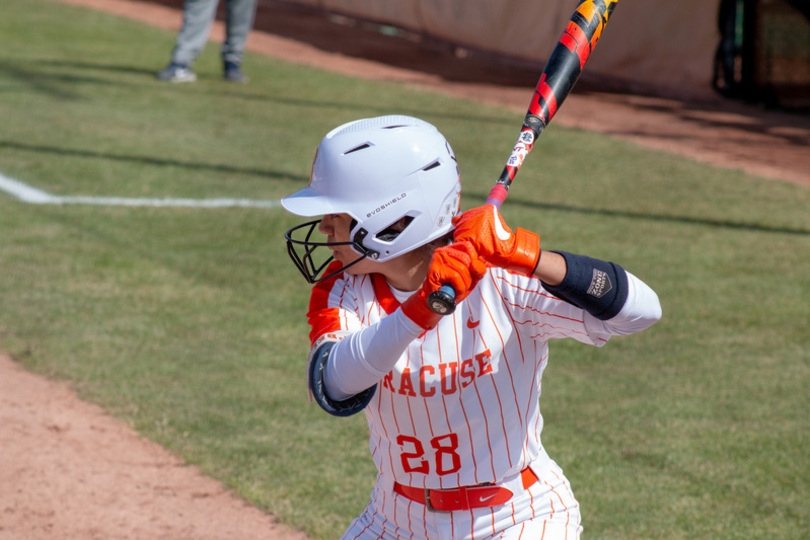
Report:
507,228,541,275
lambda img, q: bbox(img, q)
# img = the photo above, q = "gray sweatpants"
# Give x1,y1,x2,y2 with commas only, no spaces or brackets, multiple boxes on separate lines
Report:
170,0,257,67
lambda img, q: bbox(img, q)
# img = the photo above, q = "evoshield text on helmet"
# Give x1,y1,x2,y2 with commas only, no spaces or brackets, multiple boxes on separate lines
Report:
283,115,461,283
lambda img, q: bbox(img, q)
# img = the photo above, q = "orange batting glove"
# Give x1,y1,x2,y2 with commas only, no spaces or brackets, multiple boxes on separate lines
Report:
452,204,541,275
401,241,487,330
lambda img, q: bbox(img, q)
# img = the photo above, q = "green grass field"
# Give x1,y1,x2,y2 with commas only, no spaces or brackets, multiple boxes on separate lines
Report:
1,1,808,538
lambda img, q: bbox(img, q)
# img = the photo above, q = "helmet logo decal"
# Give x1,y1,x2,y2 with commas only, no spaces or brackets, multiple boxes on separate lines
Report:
366,192,407,218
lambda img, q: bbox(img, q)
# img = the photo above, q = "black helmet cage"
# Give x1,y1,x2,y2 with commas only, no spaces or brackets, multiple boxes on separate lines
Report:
285,219,372,283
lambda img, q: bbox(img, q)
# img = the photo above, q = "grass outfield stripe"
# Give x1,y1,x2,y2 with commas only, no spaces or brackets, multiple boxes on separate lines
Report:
0,172,282,208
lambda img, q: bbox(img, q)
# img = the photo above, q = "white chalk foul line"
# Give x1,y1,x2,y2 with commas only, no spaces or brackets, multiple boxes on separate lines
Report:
0,172,282,209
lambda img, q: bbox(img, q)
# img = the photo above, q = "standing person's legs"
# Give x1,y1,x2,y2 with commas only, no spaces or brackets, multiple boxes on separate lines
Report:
221,0,257,68
171,0,220,66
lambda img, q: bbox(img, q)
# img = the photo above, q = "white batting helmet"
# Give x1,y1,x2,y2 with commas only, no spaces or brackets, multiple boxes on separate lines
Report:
283,115,461,283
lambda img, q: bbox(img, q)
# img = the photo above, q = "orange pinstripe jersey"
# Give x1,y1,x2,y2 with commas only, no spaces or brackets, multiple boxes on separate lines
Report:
308,265,611,490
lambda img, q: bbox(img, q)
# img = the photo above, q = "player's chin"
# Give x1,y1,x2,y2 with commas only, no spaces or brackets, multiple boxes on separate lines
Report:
328,249,348,263
330,249,350,266
339,253,375,275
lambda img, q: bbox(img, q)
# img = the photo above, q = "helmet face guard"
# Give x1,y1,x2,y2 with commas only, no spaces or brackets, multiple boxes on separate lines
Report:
284,219,372,283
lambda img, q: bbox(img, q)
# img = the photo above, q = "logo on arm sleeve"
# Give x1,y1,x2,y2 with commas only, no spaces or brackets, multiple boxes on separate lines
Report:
586,269,612,298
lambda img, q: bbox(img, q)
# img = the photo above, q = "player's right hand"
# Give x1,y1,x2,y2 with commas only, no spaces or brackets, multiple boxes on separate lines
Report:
453,204,541,275
401,241,487,330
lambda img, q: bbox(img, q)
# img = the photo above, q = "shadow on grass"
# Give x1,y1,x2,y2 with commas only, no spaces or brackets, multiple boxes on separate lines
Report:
20,59,516,127
218,87,517,127
35,60,158,77
4,134,806,236
464,191,810,237
0,60,118,100
0,140,306,182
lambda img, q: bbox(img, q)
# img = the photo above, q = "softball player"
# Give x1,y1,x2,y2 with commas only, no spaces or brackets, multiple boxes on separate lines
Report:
283,115,661,539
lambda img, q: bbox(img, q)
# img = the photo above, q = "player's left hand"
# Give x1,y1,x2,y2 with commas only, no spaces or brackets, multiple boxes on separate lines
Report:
401,241,487,330
453,204,541,275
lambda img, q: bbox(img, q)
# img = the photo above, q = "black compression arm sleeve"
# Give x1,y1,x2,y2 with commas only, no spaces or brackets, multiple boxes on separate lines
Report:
541,251,629,320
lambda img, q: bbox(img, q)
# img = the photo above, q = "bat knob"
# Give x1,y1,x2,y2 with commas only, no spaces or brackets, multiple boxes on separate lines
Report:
428,284,456,315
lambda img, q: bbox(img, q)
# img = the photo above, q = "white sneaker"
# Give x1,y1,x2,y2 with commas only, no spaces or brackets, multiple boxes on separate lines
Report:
156,63,197,83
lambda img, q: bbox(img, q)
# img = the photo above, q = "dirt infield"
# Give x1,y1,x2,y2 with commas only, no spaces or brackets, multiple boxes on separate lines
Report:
0,354,311,540
2,0,808,539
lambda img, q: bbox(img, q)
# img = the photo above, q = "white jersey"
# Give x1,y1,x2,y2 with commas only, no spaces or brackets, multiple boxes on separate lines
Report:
308,265,618,491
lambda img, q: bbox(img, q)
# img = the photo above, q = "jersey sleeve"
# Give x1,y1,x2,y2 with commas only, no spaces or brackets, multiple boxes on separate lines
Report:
494,268,616,346
581,271,662,337
304,261,374,416
306,261,364,346
496,266,659,346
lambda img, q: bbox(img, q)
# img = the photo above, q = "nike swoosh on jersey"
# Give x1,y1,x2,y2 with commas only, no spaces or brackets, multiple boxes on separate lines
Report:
466,317,480,329
492,206,511,241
